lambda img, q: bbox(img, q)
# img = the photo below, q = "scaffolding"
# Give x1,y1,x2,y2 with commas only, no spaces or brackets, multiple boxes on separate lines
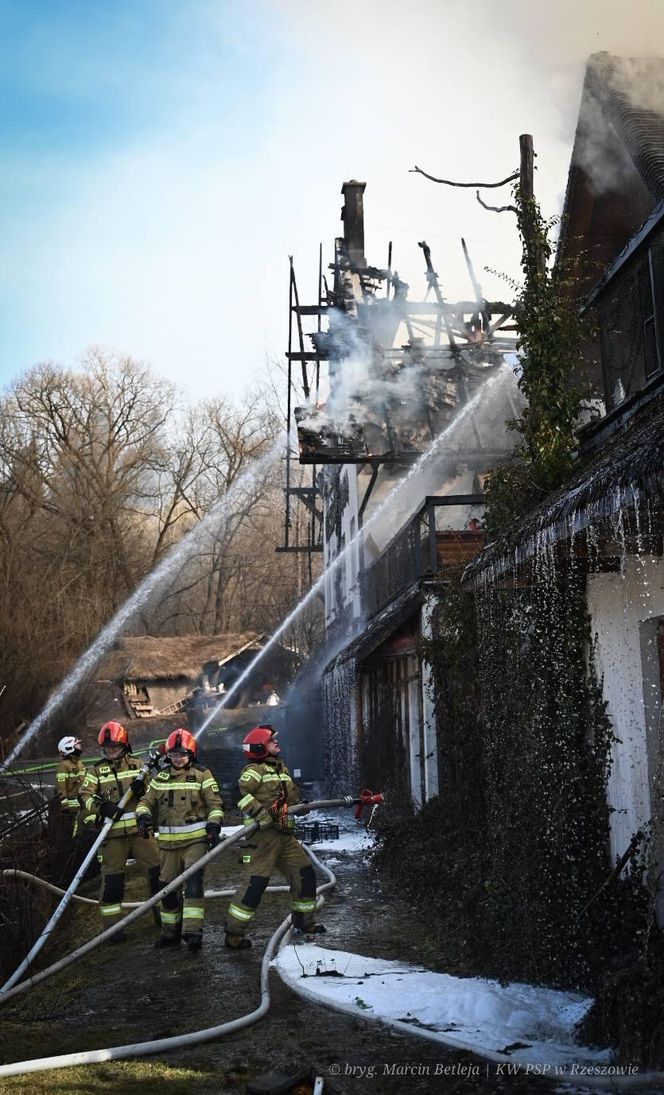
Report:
278,180,520,564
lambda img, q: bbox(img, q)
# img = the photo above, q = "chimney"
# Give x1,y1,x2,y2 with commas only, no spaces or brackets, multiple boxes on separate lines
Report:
341,180,367,268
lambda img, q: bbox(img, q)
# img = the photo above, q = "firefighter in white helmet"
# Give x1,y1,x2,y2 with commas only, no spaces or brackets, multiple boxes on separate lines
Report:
48,734,90,883
54,736,86,827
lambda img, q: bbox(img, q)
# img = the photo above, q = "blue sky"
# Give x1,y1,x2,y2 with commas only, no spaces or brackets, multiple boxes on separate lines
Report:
0,0,661,401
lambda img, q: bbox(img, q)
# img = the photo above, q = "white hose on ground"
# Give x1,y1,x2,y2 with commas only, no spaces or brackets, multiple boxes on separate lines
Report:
0,868,291,905
1,870,98,905
0,756,157,993
3,833,657,1093
0,799,352,1006
0,833,337,1078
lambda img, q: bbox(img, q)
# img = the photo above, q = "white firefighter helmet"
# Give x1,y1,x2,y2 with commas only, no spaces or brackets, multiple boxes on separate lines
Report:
57,735,82,757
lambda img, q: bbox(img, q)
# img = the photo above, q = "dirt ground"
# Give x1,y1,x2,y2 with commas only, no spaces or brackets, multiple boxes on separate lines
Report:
0,823,611,1095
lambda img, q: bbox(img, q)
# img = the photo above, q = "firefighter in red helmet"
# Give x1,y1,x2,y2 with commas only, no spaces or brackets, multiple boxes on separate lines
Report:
224,724,324,949
79,722,161,942
136,728,224,953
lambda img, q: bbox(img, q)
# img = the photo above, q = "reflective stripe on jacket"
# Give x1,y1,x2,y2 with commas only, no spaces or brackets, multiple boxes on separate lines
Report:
55,757,86,814
136,764,224,849
79,755,146,839
236,759,299,831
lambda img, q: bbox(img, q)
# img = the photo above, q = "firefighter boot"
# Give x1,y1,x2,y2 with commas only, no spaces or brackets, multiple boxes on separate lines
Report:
154,920,181,950
291,911,327,940
154,934,181,949
225,933,252,950
183,933,202,953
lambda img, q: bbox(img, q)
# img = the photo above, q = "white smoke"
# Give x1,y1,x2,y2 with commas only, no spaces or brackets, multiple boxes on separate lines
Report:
574,52,664,196
296,306,506,449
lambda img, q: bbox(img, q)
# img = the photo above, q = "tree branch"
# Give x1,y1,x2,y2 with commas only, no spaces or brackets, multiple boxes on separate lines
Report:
410,166,519,189
476,190,518,215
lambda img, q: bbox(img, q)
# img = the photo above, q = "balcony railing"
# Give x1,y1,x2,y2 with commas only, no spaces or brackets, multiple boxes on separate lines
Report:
361,495,485,619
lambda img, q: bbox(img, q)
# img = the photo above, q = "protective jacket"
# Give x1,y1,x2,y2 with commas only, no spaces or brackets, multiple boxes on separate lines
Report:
55,757,86,815
237,758,299,833
79,754,147,838
226,758,316,938
136,763,224,848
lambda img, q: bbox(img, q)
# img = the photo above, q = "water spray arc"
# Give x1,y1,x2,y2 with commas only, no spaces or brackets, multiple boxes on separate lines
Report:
1,436,285,770
196,367,514,737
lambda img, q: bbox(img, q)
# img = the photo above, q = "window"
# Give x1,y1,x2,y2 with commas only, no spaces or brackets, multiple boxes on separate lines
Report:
645,247,664,379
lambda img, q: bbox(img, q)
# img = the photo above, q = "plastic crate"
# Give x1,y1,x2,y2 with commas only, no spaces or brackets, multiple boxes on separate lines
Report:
294,821,339,844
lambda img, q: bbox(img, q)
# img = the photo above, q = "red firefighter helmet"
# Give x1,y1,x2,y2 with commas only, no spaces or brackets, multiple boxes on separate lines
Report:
242,725,278,761
98,721,129,750
166,728,197,757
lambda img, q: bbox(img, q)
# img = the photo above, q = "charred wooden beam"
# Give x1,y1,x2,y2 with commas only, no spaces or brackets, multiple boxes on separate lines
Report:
418,241,458,352
275,545,323,554
287,486,322,522
358,464,380,523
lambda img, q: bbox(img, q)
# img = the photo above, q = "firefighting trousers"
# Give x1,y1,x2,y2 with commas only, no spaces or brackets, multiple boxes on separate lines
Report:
226,828,317,936
99,833,161,927
157,842,207,939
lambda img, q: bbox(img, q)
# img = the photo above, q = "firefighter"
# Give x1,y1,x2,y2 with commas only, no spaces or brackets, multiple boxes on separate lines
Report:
48,735,87,880
54,736,86,832
136,728,224,953
80,721,161,942
224,724,325,949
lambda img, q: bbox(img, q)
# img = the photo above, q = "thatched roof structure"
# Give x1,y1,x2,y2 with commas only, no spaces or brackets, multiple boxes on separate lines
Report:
97,633,264,683
465,388,664,583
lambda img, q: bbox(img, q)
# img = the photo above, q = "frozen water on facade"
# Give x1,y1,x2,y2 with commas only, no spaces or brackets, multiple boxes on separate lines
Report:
322,659,358,795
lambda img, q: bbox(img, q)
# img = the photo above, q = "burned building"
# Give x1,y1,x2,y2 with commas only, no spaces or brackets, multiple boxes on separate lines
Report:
283,180,522,801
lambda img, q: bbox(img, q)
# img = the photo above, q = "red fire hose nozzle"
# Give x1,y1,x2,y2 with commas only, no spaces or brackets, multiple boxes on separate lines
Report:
354,788,384,820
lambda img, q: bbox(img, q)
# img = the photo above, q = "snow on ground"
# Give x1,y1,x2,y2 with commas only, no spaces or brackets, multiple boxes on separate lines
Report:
220,818,377,854
303,828,376,853
274,945,611,1072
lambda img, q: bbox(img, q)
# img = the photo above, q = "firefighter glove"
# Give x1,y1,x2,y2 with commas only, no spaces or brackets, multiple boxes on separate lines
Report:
99,801,124,822
129,777,145,797
257,811,273,831
268,800,290,831
137,817,153,840
205,822,221,848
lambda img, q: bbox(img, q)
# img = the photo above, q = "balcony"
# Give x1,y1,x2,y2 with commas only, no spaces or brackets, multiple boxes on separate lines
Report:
361,495,485,619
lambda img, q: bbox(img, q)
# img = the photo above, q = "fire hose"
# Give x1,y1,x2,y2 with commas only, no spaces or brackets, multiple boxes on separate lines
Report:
0,793,383,1007
1,865,292,905
0,793,382,1079
2,792,654,1089
0,754,159,994
0,788,385,907
0,843,334,1078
